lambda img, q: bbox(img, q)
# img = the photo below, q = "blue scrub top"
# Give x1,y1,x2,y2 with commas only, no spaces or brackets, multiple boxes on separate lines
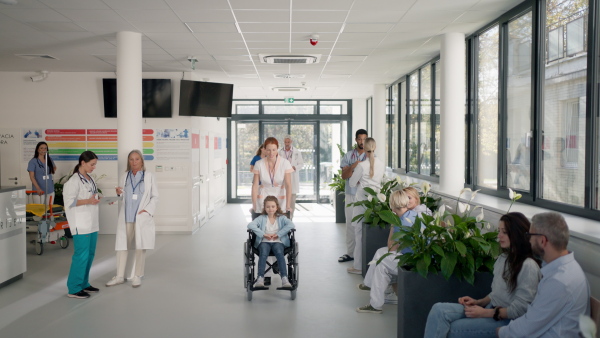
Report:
27,157,55,193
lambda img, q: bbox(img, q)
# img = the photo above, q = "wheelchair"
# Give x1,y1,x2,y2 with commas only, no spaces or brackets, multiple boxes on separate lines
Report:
244,225,299,301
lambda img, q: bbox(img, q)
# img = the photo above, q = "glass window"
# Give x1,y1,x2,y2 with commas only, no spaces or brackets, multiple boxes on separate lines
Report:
507,12,533,192
434,62,441,176
391,84,399,169
235,121,260,198
476,25,499,189
408,73,419,173
320,101,347,115
234,101,259,114
542,0,587,207
263,101,316,114
566,17,585,55
420,66,432,175
400,81,407,169
548,27,563,61
366,97,373,135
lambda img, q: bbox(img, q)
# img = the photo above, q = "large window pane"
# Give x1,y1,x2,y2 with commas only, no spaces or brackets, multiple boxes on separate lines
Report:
391,84,399,169
408,73,419,173
434,62,441,175
420,65,432,175
477,25,499,189
264,101,316,114
400,81,407,169
507,12,532,192
320,123,343,203
320,101,347,115
234,101,259,114
236,121,259,198
543,0,588,206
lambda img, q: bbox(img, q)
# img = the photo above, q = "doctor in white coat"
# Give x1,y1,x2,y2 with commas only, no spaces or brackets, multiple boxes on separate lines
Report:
106,149,159,288
278,135,304,219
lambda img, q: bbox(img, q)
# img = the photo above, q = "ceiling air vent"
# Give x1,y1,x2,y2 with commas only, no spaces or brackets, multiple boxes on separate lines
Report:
15,54,59,60
272,87,308,92
274,74,306,79
259,54,321,64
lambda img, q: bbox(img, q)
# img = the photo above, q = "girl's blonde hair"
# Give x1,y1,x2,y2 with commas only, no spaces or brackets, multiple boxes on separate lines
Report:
389,190,409,210
403,186,420,205
364,137,376,178
261,196,284,216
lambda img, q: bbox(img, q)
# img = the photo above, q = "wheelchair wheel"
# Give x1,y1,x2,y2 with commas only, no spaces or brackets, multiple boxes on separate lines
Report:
59,236,69,249
291,289,296,300
244,241,252,288
35,241,43,255
247,288,253,301
288,242,299,286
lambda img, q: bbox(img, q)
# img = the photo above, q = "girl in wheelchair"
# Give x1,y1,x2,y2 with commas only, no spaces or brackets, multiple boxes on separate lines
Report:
247,196,295,288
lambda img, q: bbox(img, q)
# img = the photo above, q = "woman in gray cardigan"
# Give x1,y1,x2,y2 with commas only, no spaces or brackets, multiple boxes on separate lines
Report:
424,212,542,338
247,196,295,289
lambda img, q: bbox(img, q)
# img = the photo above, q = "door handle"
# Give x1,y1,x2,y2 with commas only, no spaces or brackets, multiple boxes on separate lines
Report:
8,177,18,180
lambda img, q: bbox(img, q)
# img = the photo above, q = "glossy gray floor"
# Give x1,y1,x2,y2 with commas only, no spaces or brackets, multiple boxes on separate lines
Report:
0,203,397,338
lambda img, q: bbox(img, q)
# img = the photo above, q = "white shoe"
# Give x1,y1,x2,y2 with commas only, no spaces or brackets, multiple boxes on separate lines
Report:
281,277,292,288
105,276,124,287
254,277,265,288
132,276,142,288
384,292,398,305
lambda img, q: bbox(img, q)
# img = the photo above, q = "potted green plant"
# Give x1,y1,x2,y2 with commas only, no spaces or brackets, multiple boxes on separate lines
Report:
328,144,347,224
384,188,502,338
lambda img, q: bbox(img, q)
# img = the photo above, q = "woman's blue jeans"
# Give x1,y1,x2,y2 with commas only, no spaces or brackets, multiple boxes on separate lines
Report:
423,302,510,338
257,242,287,278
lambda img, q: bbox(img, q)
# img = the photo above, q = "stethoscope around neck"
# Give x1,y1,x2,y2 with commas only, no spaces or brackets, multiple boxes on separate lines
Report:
77,172,98,194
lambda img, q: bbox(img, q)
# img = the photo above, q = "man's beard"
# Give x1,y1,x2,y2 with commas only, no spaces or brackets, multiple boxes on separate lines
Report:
532,242,544,262
357,144,364,149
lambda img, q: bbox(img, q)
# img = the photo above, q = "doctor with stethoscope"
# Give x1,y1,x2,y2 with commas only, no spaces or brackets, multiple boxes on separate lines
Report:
106,149,159,288
63,151,101,299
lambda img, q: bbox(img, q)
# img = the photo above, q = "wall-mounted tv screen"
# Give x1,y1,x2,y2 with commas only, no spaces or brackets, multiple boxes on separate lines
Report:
103,79,172,118
179,80,233,118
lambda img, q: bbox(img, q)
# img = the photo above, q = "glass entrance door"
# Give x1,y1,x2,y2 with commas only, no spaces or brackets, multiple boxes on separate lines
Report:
262,122,317,201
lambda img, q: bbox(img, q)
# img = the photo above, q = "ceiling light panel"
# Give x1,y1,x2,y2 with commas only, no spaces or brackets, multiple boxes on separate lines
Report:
233,10,289,22
292,10,348,22
174,9,234,22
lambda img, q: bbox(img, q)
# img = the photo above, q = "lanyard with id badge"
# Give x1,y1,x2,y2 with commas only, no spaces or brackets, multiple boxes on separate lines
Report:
127,171,145,200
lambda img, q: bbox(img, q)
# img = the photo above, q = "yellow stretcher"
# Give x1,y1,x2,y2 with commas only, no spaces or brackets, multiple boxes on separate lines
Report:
26,191,70,255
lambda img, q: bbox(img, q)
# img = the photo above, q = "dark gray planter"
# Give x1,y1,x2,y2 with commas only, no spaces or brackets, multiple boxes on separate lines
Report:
361,223,390,277
335,191,346,224
397,269,493,338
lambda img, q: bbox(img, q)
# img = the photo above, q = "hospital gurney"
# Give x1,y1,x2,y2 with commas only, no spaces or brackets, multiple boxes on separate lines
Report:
26,191,69,255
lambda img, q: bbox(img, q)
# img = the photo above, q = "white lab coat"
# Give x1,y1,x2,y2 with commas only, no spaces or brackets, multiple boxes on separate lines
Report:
115,171,159,250
279,147,304,194
63,173,99,235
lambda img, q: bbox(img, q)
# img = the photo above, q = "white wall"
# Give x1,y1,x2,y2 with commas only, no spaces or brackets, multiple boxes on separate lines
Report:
352,98,367,133
0,71,227,234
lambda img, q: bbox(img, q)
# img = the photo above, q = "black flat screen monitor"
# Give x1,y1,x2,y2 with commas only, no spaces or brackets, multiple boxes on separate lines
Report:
103,79,172,118
179,80,233,118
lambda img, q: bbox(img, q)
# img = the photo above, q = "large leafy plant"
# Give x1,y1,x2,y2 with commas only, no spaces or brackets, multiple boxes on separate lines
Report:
383,188,500,285
350,176,403,229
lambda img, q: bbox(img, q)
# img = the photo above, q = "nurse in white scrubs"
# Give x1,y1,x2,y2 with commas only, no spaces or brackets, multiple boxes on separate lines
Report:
252,137,293,214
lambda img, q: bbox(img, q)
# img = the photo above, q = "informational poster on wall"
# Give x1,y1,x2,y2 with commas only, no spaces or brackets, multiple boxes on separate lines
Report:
21,128,160,161
154,129,191,161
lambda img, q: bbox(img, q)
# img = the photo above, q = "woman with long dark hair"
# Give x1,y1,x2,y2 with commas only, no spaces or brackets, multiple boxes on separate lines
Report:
424,212,542,338
63,151,101,299
27,141,57,198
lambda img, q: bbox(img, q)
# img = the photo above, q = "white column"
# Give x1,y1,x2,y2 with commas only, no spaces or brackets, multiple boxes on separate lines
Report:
116,31,143,176
372,84,387,165
439,33,466,194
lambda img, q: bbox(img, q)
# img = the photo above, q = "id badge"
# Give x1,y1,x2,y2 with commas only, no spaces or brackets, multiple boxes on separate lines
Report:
43,175,49,180
132,194,138,200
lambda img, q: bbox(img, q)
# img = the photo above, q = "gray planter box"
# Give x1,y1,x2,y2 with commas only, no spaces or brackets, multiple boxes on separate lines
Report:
335,191,346,224
361,223,390,277
397,268,493,338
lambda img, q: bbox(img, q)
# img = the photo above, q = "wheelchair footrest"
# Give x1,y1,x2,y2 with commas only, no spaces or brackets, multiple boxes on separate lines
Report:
251,286,269,291
264,277,271,286
276,286,295,291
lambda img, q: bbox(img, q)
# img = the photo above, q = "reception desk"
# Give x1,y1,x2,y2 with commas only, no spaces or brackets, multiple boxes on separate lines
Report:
0,186,26,288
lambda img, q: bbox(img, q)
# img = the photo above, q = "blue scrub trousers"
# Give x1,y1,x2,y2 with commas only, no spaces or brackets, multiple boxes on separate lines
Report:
67,231,98,294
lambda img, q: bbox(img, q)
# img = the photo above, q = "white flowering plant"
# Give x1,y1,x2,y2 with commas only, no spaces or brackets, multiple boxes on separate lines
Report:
349,176,404,229
383,188,500,285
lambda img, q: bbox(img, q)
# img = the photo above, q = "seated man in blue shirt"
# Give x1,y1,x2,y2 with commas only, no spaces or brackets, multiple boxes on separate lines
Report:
356,190,417,314
497,212,590,337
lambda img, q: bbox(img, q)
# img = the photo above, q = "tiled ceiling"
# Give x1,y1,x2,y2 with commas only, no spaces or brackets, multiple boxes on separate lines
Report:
0,0,523,99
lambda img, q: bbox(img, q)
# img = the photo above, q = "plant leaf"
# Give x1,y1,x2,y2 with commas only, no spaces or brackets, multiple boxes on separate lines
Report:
454,241,467,256
441,251,458,280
